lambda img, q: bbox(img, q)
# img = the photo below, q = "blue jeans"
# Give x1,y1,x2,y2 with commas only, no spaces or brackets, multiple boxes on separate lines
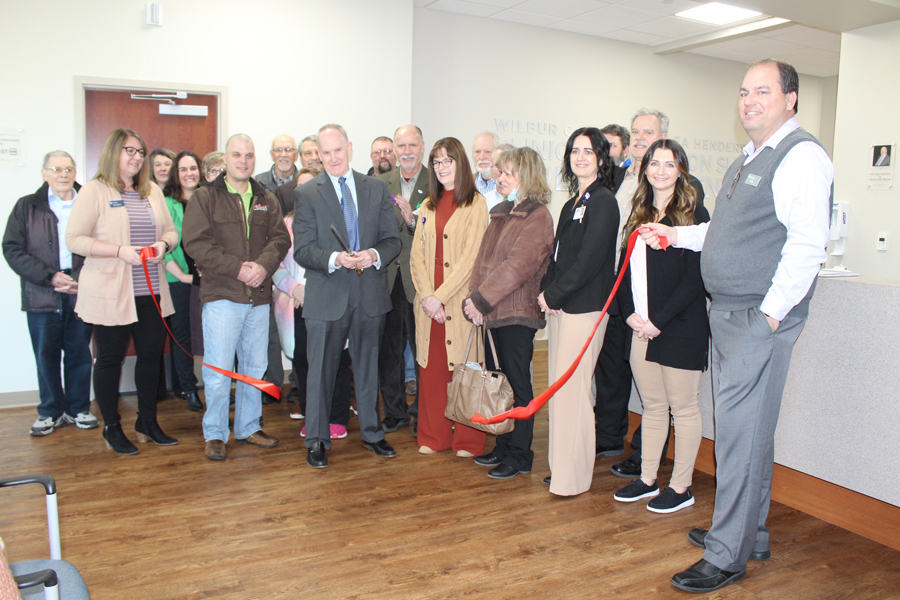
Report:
201,300,269,442
26,294,93,419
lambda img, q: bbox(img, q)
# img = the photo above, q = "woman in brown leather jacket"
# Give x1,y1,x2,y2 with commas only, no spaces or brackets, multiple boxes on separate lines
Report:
463,146,554,480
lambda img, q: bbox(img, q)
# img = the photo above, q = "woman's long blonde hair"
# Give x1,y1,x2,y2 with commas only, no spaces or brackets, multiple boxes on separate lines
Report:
94,128,151,197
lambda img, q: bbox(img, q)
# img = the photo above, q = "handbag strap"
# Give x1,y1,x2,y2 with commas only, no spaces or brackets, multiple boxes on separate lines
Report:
485,328,501,371
463,324,481,365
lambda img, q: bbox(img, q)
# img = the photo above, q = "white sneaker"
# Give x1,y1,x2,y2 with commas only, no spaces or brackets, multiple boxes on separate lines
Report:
62,412,100,430
30,415,64,437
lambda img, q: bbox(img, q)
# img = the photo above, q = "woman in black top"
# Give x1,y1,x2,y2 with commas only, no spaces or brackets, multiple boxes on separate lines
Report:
538,127,619,496
612,139,710,513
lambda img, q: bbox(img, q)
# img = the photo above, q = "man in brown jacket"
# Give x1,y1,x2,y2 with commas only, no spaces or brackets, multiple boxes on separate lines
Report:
183,134,291,461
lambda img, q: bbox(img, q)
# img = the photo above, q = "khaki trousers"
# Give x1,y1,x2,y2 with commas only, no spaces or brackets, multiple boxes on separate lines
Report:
630,333,702,488
548,311,607,496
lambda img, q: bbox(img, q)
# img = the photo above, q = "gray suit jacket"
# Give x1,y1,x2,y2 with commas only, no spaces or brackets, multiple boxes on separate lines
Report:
293,169,401,321
378,165,429,304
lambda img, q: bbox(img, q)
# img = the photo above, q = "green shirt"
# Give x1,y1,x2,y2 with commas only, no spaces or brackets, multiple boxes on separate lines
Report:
225,179,253,236
164,195,188,283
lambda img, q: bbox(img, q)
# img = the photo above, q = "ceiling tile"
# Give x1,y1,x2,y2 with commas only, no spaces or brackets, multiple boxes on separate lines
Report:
548,19,618,36
578,4,662,28
721,37,803,56
511,0,611,19
756,23,807,37
425,0,505,17
629,15,715,38
612,0,705,17
794,56,840,77
814,39,842,53
769,26,841,47
771,47,839,65
490,8,564,26
601,28,668,44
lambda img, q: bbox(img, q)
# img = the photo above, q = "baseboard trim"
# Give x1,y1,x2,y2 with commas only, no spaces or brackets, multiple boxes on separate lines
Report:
627,412,900,552
0,390,40,410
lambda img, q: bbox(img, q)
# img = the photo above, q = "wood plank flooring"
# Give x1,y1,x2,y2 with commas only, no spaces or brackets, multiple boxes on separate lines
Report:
2,350,899,599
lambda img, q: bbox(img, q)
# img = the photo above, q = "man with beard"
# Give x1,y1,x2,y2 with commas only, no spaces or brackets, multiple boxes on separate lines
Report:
472,132,498,197
376,124,428,433
602,124,630,168
367,136,397,176
256,134,299,193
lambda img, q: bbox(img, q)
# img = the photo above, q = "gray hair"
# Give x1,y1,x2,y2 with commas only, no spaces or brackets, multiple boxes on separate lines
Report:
393,125,424,142
318,124,349,143
473,131,500,147
631,108,669,135
42,150,75,170
301,134,317,145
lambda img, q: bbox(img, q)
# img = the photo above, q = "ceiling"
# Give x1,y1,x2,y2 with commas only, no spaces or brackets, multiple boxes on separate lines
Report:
414,0,900,77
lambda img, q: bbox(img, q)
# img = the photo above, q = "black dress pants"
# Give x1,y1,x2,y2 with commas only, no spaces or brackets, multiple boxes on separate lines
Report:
378,274,417,421
484,324,537,472
593,312,632,448
293,305,352,425
93,295,167,426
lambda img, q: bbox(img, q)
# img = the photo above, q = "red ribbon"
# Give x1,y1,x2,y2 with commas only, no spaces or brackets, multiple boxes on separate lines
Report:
470,228,666,425
139,246,282,399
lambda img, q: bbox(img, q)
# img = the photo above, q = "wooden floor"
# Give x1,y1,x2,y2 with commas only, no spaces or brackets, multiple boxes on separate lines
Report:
2,352,900,599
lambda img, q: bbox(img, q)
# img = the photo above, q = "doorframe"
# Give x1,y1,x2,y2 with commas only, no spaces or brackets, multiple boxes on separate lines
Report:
73,76,228,169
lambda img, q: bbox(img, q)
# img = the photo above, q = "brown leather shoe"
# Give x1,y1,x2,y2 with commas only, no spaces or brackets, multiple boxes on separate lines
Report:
236,430,279,448
205,439,226,461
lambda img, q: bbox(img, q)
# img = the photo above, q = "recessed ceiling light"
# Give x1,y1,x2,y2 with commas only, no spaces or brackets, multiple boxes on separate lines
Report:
675,2,763,25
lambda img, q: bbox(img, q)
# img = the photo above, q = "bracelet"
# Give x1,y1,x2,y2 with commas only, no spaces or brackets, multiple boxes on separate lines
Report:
116,246,120,258
163,240,170,252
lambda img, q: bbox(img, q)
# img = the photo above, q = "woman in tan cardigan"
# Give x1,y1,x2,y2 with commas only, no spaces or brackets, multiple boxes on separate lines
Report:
410,137,487,457
66,128,178,455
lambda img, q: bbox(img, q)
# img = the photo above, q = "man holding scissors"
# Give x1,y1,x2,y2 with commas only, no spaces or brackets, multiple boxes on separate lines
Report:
294,124,402,469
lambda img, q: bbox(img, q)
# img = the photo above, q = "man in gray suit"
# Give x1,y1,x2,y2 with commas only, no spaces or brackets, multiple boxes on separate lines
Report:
643,59,833,593
377,125,429,433
294,124,402,468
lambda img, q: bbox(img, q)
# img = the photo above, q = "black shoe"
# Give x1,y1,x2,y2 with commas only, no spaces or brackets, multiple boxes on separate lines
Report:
382,417,410,433
134,416,178,446
687,528,771,561
307,441,328,468
613,479,659,502
103,422,139,455
475,451,501,466
595,443,625,457
648,487,694,513
488,463,522,479
611,451,641,478
261,391,279,405
362,439,397,458
671,559,746,593
185,392,204,413
543,476,551,485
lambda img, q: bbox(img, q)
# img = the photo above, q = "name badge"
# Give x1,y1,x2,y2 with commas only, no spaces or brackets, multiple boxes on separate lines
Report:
109,199,125,208
744,174,762,187
573,206,586,221
252,203,268,211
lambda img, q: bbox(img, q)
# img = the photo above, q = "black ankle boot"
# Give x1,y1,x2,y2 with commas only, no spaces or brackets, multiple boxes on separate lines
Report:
185,392,204,413
103,422,139,455
135,415,179,446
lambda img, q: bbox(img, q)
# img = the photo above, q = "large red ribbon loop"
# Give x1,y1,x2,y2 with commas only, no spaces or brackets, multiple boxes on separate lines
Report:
470,228,666,425
139,247,282,399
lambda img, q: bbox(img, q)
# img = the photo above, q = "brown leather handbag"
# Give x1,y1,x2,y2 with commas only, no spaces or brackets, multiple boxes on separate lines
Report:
445,325,515,435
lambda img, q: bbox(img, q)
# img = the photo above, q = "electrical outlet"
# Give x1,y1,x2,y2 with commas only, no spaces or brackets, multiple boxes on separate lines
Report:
877,233,888,251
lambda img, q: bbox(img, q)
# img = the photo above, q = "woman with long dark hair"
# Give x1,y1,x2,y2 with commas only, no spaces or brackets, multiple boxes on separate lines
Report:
613,139,710,513
66,128,179,454
410,137,488,457
163,151,203,413
538,127,619,496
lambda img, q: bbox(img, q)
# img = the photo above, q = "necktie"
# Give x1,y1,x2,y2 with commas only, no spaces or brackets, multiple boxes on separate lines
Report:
339,176,359,251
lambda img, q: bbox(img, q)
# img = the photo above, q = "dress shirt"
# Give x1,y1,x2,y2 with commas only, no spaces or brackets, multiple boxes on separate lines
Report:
475,172,495,196
614,169,639,269
326,169,381,272
673,117,833,320
48,187,77,270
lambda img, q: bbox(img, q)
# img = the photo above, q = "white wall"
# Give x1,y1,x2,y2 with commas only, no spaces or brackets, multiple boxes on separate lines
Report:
829,20,900,278
0,0,413,397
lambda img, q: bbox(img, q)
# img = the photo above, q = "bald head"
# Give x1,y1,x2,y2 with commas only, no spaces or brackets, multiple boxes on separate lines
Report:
394,125,424,178
269,134,298,177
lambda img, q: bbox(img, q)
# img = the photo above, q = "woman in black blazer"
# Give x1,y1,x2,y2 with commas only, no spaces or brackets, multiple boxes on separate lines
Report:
538,127,619,497
612,139,709,514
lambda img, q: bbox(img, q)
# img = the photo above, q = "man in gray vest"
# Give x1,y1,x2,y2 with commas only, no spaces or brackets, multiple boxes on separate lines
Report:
642,59,833,592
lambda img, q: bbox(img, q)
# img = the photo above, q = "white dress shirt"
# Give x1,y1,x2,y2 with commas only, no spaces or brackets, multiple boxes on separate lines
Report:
674,117,833,321
48,187,77,270
327,170,382,272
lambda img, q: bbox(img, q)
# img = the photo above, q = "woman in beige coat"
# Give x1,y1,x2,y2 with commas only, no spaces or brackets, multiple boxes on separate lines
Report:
66,128,178,455
410,137,488,457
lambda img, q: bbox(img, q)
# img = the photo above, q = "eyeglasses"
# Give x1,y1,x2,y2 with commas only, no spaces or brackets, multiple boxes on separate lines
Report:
44,167,75,174
122,146,146,157
432,158,454,168
208,167,225,176
272,147,296,154
372,149,394,156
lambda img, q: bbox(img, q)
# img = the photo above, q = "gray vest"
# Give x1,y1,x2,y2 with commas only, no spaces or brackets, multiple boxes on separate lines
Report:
701,127,831,318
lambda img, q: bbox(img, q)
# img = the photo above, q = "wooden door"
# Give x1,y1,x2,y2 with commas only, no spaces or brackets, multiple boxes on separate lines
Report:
84,88,218,178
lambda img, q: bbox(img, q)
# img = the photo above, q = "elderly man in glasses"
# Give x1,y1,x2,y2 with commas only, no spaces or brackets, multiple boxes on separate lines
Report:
256,134,300,194
3,150,97,436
